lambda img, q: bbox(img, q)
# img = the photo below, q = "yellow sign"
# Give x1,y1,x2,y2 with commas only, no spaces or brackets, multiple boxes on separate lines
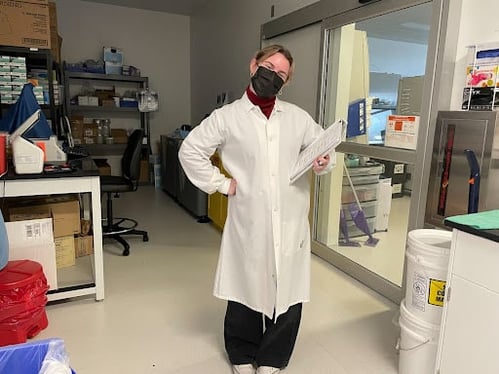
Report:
428,278,446,307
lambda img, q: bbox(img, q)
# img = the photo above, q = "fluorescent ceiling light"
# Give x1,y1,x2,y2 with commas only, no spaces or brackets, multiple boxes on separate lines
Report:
401,22,430,31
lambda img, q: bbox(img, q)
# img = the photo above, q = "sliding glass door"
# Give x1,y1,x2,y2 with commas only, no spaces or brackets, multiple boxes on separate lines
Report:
312,1,435,301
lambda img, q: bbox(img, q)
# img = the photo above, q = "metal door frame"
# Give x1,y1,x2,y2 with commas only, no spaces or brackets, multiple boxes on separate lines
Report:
261,0,462,303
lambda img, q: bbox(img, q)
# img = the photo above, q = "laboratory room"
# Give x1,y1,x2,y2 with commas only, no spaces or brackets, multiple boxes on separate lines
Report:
0,0,497,373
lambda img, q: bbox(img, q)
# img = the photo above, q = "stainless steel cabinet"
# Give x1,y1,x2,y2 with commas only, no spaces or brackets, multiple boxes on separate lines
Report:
160,135,208,222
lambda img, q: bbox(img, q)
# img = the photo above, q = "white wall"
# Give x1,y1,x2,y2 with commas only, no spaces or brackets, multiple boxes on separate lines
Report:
51,0,492,151
54,0,319,148
55,0,191,154
450,0,499,109
369,37,427,77
190,0,319,125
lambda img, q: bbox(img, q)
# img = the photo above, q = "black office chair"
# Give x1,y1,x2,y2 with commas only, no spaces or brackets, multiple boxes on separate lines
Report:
100,128,149,256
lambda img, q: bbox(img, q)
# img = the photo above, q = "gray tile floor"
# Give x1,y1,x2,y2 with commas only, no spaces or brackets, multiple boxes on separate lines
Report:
38,186,400,373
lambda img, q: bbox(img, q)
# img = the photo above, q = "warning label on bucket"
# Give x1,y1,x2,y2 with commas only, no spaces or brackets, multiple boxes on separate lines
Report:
428,278,446,306
411,273,427,311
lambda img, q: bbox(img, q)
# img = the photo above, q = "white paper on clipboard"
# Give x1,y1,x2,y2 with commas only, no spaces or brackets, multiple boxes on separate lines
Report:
290,119,345,184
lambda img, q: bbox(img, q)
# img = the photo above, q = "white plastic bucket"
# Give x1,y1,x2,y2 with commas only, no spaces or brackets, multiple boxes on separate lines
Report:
405,229,452,325
398,299,440,374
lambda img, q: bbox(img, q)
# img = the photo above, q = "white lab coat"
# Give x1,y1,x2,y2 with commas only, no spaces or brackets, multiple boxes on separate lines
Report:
178,92,335,319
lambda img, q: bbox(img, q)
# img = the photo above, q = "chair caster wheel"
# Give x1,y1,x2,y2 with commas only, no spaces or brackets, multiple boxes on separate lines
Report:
143,234,149,242
122,248,130,256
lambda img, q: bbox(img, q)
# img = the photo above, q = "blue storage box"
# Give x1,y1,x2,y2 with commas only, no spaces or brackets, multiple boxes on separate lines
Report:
103,47,123,75
103,47,123,63
0,338,75,374
120,98,138,108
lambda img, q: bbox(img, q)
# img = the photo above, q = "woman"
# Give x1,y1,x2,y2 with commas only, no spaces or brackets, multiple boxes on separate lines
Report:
179,44,334,374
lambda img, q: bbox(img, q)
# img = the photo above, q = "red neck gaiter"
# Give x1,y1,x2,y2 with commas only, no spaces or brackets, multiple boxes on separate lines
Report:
246,86,275,119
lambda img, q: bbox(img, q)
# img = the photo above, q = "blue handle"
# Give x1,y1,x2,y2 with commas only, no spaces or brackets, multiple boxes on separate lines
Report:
464,149,480,214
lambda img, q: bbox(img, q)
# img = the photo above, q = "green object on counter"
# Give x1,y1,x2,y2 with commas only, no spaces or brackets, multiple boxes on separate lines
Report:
445,210,499,230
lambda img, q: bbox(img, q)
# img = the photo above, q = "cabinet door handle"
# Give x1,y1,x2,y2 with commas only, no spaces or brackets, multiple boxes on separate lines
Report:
359,0,375,3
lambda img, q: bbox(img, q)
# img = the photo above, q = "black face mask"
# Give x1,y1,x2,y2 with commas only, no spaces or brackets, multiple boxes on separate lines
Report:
251,66,285,98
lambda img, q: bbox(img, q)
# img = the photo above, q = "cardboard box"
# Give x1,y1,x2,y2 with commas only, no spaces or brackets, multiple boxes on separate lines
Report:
94,158,111,175
6,218,58,290
0,0,51,49
9,198,81,238
77,96,89,106
74,235,93,257
83,136,96,145
88,96,99,106
54,235,75,268
80,219,91,235
49,2,61,63
111,128,128,144
101,99,115,107
70,116,84,139
95,88,115,102
83,123,98,137
139,159,149,183
384,115,419,150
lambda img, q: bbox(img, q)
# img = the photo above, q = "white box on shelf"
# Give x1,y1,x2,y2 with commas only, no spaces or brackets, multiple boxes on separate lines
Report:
77,96,89,106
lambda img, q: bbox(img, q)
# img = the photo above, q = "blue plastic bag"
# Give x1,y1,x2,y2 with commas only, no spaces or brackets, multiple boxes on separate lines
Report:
0,83,53,138
0,338,74,374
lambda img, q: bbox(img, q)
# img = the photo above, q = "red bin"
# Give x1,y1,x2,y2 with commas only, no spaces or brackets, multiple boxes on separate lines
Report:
0,260,49,346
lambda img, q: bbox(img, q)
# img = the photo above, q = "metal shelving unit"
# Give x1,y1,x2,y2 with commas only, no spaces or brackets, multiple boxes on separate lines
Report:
63,70,151,154
0,46,62,136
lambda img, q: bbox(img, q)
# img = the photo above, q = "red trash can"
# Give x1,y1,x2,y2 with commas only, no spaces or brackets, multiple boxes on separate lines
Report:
0,260,49,346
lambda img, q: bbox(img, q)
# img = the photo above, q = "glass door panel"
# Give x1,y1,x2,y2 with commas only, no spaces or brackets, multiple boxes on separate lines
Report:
314,2,432,291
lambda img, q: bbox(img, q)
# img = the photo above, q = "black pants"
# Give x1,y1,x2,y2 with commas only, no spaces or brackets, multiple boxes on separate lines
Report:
224,301,302,368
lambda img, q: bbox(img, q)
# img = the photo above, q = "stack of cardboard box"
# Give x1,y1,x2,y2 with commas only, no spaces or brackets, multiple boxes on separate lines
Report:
4,195,94,291
0,1,62,63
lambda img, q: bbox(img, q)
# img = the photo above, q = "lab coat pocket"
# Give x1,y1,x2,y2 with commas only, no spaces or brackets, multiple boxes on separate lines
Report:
283,218,310,255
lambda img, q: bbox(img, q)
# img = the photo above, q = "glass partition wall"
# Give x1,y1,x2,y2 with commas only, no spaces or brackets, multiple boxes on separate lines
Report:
313,2,433,300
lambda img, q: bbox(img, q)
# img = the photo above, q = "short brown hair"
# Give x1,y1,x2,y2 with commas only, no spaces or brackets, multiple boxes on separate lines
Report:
254,44,294,82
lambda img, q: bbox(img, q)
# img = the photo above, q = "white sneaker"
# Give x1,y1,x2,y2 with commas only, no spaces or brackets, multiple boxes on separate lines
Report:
257,366,281,374
232,363,256,374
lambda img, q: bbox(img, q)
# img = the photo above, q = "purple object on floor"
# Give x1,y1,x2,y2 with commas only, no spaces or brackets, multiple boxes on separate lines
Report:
348,202,379,247
343,163,379,247
339,208,360,247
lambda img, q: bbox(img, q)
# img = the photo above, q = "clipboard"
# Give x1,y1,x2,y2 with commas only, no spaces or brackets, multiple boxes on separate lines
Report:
289,119,345,184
